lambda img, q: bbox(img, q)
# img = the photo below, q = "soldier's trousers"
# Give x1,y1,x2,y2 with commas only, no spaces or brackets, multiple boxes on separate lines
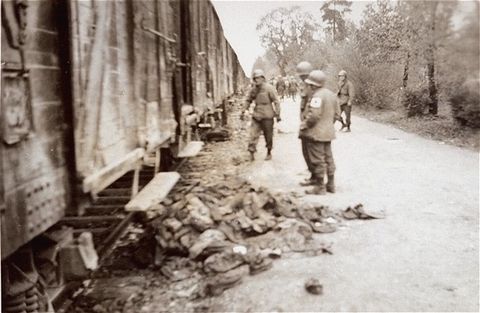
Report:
248,118,274,153
340,104,352,126
306,140,335,179
301,138,313,176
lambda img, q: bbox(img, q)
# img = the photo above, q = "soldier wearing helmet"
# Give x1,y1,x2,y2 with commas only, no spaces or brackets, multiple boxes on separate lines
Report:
296,61,314,113
337,70,355,132
296,61,315,186
275,76,286,100
243,69,281,161
288,76,298,101
299,70,340,195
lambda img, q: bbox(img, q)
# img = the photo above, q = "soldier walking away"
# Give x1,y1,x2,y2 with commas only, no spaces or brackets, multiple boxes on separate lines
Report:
296,61,315,186
299,70,340,195
243,69,281,161
288,76,298,101
337,70,355,132
276,76,286,100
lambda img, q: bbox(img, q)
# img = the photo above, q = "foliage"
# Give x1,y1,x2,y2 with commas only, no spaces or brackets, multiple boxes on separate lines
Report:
256,6,319,76
449,79,480,128
251,49,280,80
356,0,406,65
256,0,479,133
401,87,432,117
319,0,352,43
436,6,480,95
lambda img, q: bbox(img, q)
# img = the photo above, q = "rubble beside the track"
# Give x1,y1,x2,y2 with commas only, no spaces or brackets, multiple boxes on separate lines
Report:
69,100,382,313
148,176,339,289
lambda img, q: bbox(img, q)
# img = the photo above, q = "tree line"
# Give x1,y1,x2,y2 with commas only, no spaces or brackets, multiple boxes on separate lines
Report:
253,0,479,128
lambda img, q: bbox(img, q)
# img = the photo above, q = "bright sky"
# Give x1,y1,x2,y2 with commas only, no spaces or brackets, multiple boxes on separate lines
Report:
211,0,476,74
211,0,370,73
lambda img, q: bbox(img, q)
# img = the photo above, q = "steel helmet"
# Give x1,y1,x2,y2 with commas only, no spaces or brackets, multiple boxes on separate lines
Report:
252,69,265,79
338,70,347,77
296,61,313,76
305,70,326,87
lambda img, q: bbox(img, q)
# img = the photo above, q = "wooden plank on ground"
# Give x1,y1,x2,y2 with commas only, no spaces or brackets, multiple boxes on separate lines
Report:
177,141,204,158
82,148,145,195
125,172,180,212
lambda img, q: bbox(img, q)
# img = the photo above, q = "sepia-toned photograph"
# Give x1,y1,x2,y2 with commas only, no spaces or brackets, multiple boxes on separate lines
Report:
1,0,479,312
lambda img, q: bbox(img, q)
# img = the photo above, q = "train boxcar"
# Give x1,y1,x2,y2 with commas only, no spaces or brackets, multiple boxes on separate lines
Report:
1,0,74,259
1,1,246,306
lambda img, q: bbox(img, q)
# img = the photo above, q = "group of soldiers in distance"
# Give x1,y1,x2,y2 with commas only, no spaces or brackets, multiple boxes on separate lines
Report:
242,62,355,195
270,76,299,101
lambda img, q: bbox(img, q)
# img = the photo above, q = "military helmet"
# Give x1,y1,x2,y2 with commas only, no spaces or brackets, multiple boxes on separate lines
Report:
305,70,326,87
252,69,265,79
296,61,313,76
338,70,347,77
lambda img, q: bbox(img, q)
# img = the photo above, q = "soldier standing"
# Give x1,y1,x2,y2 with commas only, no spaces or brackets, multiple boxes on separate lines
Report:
288,76,298,101
337,70,355,132
296,61,315,186
300,70,340,195
276,76,286,100
243,69,281,161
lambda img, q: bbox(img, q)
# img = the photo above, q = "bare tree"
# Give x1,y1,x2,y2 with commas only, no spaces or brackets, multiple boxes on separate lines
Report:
256,6,318,76
251,54,278,79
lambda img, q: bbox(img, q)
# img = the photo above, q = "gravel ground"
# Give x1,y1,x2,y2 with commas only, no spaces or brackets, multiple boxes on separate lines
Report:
68,98,478,312
355,106,480,151
208,98,479,312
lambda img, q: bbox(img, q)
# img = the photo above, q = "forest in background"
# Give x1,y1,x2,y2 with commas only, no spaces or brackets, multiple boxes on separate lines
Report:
252,0,479,146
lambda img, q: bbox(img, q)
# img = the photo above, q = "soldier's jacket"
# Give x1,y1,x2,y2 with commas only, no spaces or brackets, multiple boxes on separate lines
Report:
299,87,339,142
288,80,298,92
299,81,310,120
276,79,286,91
337,80,355,105
245,83,281,120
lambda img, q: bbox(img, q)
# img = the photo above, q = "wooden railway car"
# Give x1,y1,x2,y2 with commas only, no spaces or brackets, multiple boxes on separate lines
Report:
1,0,246,309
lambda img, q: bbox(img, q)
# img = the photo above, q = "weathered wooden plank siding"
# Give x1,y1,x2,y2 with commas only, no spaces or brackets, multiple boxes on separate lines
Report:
71,0,137,176
1,0,247,259
1,0,70,257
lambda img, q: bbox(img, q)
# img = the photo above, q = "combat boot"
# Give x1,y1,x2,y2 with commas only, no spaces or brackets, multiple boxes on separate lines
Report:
299,175,315,186
305,178,326,195
265,150,272,161
346,125,351,132
326,175,335,193
249,151,255,161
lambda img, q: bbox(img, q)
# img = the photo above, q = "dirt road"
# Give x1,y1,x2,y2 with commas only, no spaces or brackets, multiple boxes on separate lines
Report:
211,98,479,311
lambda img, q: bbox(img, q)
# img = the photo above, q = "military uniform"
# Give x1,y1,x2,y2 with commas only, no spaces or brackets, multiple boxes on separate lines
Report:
245,82,280,154
299,81,313,178
276,78,286,99
296,61,314,185
300,85,339,193
288,79,298,100
337,79,355,130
